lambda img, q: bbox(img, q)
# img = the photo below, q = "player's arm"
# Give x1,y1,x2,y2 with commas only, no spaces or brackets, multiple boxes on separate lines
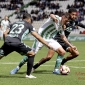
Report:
50,14,58,23
60,34,76,49
78,22,85,29
31,31,53,49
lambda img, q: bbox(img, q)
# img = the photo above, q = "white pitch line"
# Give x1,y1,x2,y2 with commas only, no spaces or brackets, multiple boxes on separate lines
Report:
69,66,85,68
39,65,85,69
33,60,85,63
0,60,85,64
0,60,85,69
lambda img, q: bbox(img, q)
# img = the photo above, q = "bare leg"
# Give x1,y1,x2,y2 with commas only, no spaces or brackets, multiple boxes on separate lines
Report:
61,47,79,65
33,49,55,69
33,46,66,70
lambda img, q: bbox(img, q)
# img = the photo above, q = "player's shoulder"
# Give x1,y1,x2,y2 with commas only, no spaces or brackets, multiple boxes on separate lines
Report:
55,15,59,17
16,20,25,24
55,15,61,20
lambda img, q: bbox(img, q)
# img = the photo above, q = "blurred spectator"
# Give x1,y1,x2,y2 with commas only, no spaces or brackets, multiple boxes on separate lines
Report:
0,24,3,40
0,15,10,39
15,8,21,19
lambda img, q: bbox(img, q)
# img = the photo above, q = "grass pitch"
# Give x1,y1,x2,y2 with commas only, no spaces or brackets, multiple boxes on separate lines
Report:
0,40,85,85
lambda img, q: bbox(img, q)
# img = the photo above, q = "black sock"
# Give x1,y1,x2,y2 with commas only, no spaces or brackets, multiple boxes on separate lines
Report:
33,63,40,69
26,56,35,75
61,58,67,65
33,58,50,69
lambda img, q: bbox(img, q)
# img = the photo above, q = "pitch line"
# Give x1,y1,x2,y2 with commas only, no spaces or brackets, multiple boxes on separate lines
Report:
0,59,85,64
0,60,85,69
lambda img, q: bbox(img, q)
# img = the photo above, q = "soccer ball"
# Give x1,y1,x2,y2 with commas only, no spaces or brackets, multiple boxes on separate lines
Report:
60,65,70,75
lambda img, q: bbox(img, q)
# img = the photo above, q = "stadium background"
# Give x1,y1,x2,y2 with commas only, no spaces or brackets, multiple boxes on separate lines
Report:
0,0,85,85
0,0,85,41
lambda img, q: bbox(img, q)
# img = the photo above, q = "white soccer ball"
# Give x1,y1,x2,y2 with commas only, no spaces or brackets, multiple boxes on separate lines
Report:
60,65,70,75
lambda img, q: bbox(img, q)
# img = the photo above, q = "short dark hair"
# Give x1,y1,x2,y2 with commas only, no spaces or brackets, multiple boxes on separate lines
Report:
22,13,31,19
68,8,77,13
64,13,70,18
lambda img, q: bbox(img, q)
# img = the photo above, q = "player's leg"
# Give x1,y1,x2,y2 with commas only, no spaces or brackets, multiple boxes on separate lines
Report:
54,43,69,70
33,39,66,74
10,39,42,74
53,46,66,74
16,43,36,78
61,47,79,65
33,49,55,70
0,42,13,59
26,54,36,78
10,56,28,74
0,48,4,59
54,43,79,70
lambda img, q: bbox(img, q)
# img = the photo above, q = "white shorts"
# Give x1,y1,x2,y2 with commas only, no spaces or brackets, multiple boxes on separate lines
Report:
32,38,62,54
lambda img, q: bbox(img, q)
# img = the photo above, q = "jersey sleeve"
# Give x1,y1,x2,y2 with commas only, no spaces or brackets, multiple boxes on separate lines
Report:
55,15,61,20
50,15,61,22
28,24,35,33
78,22,85,28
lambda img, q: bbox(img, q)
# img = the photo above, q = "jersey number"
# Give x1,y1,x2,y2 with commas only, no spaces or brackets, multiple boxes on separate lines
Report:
10,24,24,34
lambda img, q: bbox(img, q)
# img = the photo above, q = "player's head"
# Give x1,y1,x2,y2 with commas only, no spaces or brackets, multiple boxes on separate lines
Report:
68,8,77,20
4,15,9,20
22,13,32,24
61,13,70,25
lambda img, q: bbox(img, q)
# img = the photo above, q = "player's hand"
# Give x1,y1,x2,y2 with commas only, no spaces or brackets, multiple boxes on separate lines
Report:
71,46,77,50
54,19,58,23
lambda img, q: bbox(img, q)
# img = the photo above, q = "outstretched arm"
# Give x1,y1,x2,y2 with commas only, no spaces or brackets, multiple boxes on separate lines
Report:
61,34,76,49
78,22,85,29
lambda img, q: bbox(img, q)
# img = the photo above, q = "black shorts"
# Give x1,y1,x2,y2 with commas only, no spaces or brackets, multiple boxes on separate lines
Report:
0,41,32,56
59,42,70,52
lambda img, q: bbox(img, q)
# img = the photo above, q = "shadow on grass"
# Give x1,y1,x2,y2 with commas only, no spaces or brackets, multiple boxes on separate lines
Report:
14,70,53,75
33,70,52,74
17,71,26,74
0,75,25,78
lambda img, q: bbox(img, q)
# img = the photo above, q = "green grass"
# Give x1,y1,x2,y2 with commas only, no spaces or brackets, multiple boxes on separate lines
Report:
0,40,85,85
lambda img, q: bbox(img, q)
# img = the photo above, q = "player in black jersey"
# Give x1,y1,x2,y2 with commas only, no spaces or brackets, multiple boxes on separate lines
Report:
10,8,80,75
53,8,85,74
0,13,53,78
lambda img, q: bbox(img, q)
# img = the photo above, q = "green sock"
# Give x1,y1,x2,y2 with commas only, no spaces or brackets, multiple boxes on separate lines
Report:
18,56,28,68
54,55,64,69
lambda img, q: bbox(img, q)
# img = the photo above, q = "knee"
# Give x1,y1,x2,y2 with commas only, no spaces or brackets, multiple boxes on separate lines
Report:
68,48,79,57
59,51,66,56
75,51,79,57
28,51,35,56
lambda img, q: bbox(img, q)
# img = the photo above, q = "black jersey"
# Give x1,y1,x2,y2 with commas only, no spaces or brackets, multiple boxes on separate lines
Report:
53,19,85,43
5,20,35,42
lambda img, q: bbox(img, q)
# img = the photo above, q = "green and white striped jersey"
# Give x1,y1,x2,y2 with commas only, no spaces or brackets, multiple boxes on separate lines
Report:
38,15,64,39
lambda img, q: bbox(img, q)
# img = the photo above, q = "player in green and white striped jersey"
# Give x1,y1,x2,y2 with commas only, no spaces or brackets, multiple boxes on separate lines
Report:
32,15,63,54
10,13,76,75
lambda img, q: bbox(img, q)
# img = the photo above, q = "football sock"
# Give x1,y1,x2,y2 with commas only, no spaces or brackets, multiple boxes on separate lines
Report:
18,56,28,68
54,55,64,69
27,56,35,75
61,58,67,65
33,63,40,69
33,58,50,69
